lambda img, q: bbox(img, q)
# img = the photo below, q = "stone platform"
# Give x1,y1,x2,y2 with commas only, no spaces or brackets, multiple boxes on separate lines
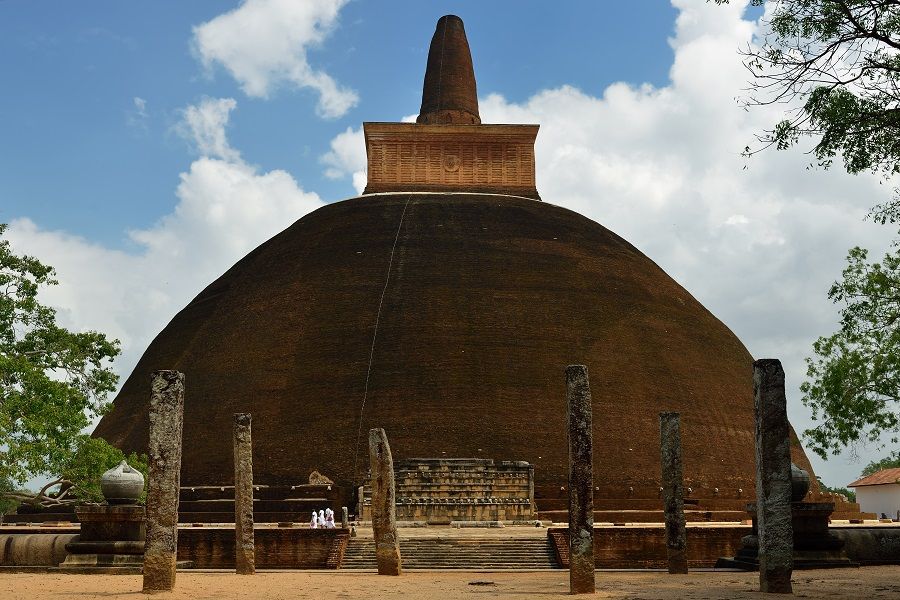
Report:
358,458,535,524
4,521,898,570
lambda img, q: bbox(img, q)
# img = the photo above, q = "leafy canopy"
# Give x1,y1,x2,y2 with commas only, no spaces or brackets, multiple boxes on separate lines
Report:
713,1,900,458
0,223,121,491
733,1,900,181
801,247,900,457
62,437,148,504
861,451,900,475
816,477,857,502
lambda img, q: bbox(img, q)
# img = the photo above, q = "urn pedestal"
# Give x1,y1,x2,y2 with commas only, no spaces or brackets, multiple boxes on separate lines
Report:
58,505,147,573
716,502,858,570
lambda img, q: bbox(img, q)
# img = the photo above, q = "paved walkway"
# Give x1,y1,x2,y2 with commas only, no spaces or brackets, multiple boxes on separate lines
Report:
2,567,900,599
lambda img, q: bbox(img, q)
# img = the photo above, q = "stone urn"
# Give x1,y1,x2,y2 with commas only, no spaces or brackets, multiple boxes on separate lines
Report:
791,462,810,502
101,460,145,504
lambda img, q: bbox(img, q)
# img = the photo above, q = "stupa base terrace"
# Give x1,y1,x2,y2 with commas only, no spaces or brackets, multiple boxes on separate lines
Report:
6,452,871,527
3,521,899,571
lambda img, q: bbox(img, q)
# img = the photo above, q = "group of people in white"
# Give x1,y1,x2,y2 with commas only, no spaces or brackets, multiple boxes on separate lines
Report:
309,508,336,529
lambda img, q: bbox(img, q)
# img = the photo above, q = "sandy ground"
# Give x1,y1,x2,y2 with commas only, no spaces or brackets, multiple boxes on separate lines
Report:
2,567,900,600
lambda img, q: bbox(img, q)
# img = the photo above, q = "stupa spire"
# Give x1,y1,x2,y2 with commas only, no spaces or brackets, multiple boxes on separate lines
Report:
417,15,481,125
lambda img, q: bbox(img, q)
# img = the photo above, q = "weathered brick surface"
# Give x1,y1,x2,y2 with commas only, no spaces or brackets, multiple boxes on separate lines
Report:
177,528,348,569
549,526,748,569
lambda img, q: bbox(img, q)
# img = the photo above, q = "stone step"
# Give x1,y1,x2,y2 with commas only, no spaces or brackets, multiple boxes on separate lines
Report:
179,499,331,513
179,485,336,501
537,509,747,523
341,537,559,570
177,511,326,523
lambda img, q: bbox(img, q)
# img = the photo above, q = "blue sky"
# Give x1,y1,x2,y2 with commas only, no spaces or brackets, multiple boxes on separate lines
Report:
2,0,893,489
1,1,683,245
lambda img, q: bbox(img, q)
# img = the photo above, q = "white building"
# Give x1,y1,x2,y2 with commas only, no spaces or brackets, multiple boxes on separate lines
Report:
848,468,900,520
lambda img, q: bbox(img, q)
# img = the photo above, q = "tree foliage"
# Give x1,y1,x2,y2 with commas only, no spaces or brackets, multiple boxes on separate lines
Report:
801,246,900,457
0,223,122,502
736,1,900,180
712,1,900,457
817,478,857,501
62,436,148,504
861,450,900,474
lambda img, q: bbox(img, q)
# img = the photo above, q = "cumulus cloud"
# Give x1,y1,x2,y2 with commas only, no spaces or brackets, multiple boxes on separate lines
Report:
126,96,149,131
321,113,418,195
192,0,357,118
176,97,240,161
7,97,323,386
321,125,366,194
320,0,895,484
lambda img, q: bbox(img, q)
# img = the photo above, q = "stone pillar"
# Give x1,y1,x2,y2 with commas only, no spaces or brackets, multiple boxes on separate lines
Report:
341,506,349,528
754,359,793,594
142,370,185,593
369,427,401,575
659,411,688,574
233,413,255,575
565,365,595,594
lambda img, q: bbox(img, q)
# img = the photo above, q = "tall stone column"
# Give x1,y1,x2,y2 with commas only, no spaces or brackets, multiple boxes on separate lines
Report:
142,370,185,593
659,411,688,574
565,365,595,594
754,359,794,594
233,413,255,575
369,428,401,575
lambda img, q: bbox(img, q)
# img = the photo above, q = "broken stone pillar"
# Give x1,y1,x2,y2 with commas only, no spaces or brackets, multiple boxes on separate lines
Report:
659,411,688,574
341,506,349,528
754,359,794,594
565,365,595,594
369,427,401,575
142,370,185,593
233,413,255,575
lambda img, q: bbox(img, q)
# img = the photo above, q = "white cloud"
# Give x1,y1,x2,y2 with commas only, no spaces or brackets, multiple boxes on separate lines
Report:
320,0,896,486
126,96,149,131
320,113,420,194
321,125,366,194
192,0,357,118
7,97,323,389
176,97,241,162
133,97,147,117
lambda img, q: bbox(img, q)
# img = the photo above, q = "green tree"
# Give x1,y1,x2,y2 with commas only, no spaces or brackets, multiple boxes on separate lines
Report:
816,476,857,501
0,223,123,506
800,247,900,457
714,1,900,457
61,437,148,504
721,1,900,183
861,451,900,475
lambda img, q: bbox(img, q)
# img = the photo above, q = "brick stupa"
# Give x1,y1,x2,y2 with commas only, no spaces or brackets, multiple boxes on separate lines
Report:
95,15,852,521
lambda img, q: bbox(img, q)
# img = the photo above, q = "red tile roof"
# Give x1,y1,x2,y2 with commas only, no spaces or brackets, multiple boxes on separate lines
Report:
848,467,900,488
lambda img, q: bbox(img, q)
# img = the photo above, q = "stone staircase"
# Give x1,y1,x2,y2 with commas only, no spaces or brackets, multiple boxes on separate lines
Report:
341,536,559,570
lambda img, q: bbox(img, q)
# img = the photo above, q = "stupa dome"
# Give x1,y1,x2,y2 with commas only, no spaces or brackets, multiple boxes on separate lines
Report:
94,15,818,508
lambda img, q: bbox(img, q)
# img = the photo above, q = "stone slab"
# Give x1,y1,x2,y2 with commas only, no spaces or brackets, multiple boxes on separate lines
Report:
753,359,793,594
565,365,595,594
369,428,402,575
143,370,185,593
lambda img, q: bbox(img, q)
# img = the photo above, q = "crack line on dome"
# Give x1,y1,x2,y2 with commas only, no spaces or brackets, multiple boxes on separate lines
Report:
351,194,413,485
